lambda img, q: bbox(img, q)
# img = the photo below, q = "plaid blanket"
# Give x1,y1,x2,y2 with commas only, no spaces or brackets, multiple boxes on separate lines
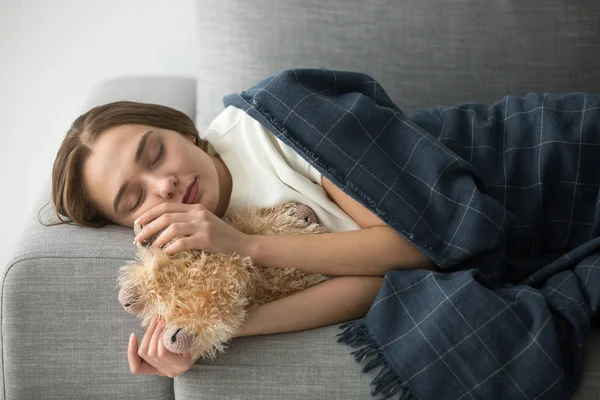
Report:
223,68,600,400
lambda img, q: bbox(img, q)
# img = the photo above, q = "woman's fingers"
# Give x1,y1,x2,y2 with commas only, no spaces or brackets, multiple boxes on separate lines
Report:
133,202,207,243
135,202,200,229
152,222,195,250
146,319,184,379
134,215,169,245
127,317,195,378
128,333,161,375
135,214,177,246
134,203,209,247
157,327,168,359
127,333,143,373
139,315,169,372
148,319,165,358
163,237,190,256
156,329,194,377
128,327,163,376
138,315,159,357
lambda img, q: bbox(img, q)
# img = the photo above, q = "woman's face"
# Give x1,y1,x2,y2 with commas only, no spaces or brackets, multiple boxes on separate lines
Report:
82,123,220,227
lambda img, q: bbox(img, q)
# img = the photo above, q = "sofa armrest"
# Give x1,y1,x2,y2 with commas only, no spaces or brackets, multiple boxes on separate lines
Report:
0,76,197,400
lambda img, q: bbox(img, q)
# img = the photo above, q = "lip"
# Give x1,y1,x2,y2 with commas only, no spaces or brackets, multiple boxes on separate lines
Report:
183,178,198,204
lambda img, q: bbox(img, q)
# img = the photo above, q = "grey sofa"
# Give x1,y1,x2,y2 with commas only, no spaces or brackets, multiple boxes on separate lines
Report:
4,1,600,399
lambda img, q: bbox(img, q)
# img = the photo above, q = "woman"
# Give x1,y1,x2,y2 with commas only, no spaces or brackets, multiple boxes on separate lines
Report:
49,100,435,379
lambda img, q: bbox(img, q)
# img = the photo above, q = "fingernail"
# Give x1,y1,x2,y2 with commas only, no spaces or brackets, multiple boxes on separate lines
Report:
134,217,143,225
130,332,135,341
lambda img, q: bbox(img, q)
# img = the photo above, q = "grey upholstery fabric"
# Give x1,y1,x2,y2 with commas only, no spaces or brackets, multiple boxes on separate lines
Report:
194,0,600,130
177,325,378,400
2,208,172,399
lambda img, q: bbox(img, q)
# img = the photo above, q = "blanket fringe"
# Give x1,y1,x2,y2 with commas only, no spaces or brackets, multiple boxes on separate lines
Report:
337,320,414,400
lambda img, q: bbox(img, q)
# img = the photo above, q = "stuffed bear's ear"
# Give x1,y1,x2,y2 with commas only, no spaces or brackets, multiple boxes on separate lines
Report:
289,202,318,225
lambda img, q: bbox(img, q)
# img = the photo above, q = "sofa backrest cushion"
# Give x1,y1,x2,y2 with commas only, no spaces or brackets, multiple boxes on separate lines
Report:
194,0,600,130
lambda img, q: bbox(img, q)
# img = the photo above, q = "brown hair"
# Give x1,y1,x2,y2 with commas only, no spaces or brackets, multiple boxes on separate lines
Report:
39,101,208,228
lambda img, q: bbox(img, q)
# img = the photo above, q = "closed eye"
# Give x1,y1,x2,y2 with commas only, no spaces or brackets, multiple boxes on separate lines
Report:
152,144,164,166
130,143,163,213
131,189,143,212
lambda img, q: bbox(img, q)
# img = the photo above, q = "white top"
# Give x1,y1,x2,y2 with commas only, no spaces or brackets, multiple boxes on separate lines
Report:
201,105,361,233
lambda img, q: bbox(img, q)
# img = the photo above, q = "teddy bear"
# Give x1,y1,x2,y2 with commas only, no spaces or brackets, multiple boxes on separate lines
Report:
117,201,330,362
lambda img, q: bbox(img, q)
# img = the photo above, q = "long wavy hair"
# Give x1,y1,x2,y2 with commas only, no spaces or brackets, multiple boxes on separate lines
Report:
40,101,208,228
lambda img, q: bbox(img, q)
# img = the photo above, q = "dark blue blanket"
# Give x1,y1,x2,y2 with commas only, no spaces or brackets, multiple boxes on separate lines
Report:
223,68,600,400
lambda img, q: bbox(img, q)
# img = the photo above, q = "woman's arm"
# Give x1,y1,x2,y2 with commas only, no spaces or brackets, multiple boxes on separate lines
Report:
233,275,384,337
244,225,438,276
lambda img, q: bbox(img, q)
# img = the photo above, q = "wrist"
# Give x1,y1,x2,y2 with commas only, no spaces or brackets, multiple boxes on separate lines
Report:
242,234,262,260
231,325,246,338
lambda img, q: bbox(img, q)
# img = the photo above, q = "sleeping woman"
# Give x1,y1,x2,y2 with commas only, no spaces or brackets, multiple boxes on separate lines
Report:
49,97,436,378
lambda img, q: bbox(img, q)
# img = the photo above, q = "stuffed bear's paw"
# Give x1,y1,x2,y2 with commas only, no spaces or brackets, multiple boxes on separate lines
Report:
162,325,195,354
290,202,318,225
118,282,145,314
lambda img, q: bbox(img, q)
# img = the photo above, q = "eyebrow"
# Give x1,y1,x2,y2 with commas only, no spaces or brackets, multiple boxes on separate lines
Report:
112,130,154,215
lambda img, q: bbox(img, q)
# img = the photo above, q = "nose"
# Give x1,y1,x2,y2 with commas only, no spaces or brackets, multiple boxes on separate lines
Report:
149,175,178,201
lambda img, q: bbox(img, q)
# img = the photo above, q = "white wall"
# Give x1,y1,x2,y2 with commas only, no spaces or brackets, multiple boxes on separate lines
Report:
0,0,200,269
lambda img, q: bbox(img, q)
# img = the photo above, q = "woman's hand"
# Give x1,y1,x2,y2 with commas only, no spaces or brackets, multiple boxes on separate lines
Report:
133,202,251,256
128,314,194,378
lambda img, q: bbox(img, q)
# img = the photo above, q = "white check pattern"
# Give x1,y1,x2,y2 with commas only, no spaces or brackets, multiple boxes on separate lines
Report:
223,68,600,400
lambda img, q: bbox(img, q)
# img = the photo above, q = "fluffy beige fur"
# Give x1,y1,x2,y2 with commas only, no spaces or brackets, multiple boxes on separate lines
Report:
117,202,329,361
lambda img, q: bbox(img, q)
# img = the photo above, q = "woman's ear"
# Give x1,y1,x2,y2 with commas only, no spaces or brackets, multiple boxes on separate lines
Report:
185,134,198,145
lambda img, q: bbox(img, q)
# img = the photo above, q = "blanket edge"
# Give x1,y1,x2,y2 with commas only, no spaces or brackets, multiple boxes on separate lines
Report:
337,320,414,400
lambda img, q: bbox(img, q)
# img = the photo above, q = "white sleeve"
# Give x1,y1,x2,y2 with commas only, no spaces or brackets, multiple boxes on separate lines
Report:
267,130,323,186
